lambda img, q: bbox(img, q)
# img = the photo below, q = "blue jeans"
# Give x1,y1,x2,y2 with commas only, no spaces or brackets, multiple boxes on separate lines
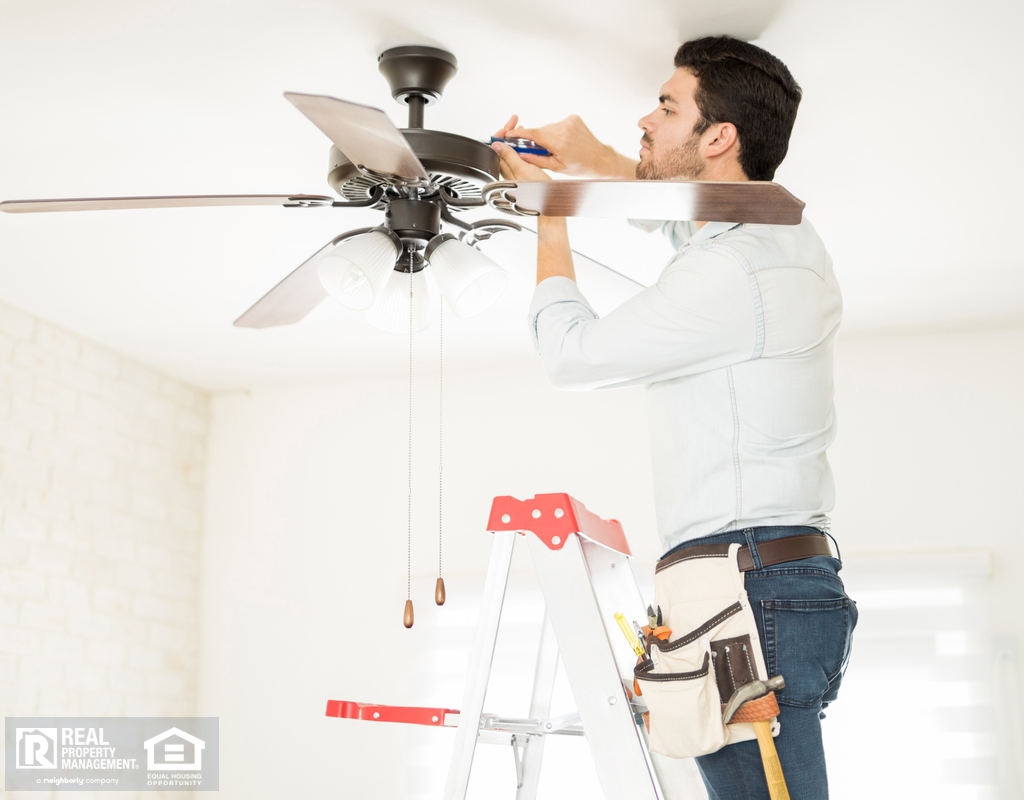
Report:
661,526,858,800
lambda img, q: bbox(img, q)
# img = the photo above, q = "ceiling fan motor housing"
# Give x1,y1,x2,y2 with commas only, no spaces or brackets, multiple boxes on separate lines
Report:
327,133,499,205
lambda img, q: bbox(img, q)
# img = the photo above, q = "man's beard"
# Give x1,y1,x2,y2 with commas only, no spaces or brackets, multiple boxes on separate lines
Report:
636,130,706,180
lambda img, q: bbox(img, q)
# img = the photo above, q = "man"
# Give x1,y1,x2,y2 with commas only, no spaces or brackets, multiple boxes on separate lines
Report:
492,37,856,800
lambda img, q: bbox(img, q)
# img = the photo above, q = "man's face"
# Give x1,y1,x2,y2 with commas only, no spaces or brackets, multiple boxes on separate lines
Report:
637,68,707,180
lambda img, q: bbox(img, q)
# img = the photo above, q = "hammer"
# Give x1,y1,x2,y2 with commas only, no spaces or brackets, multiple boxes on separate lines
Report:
723,676,789,800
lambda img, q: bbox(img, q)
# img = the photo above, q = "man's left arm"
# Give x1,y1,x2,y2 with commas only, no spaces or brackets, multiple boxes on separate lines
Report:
492,142,576,286
528,250,757,391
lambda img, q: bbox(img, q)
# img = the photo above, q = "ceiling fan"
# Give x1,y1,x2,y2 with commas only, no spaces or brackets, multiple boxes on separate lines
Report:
0,45,805,333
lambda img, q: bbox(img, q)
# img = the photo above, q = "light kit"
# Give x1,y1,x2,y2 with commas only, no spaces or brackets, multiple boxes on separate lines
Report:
424,234,508,319
315,226,509,332
316,228,402,311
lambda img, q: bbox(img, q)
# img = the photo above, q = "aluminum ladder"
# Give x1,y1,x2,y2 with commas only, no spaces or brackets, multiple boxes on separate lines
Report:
327,492,667,799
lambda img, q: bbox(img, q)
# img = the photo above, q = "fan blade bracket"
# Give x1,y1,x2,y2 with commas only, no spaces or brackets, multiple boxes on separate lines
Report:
437,186,486,209
283,195,337,207
324,185,386,209
482,182,539,217
461,218,523,249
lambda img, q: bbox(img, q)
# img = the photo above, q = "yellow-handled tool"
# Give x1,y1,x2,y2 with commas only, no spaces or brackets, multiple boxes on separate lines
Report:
613,612,646,658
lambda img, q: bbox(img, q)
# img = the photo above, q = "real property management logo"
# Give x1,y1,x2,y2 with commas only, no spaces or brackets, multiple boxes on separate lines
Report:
15,728,58,769
5,718,219,792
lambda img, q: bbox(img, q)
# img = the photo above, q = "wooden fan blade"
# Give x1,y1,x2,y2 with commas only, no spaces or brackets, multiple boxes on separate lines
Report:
485,180,805,225
233,230,372,329
284,92,428,183
0,194,334,213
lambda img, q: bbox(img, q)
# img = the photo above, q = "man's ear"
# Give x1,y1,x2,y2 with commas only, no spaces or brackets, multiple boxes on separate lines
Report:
703,122,739,158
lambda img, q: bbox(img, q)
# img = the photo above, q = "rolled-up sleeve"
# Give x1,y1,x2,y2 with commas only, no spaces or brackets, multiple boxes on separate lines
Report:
526,249,758,391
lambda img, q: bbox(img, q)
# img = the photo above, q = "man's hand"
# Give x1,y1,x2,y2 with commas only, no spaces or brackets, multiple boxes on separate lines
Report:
495,114,636,179
490,138,551,183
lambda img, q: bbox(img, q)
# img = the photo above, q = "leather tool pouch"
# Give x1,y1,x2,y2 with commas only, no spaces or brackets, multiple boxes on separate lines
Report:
634,542,778,759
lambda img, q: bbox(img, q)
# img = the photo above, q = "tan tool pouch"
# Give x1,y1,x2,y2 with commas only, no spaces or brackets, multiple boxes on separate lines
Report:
634,542,778,759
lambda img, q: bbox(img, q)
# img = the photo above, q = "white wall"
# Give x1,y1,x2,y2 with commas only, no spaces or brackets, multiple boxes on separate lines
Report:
199,325,1024,798
0,300,209,792
830,327,1024,651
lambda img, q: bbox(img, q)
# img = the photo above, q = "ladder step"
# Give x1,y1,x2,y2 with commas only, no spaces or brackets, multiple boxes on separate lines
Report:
326,700,460,727
326,701,590,738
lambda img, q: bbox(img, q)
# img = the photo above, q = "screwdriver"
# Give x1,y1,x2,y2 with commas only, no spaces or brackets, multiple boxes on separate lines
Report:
614,612,647,658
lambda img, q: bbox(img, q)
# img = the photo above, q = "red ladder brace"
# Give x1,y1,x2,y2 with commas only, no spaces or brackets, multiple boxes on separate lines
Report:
326,492,664,800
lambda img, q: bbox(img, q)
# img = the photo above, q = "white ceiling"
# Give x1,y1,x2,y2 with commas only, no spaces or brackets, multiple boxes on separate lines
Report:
1,0,1022,391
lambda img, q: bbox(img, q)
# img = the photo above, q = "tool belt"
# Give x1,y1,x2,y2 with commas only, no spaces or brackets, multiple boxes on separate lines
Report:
633,534,831,759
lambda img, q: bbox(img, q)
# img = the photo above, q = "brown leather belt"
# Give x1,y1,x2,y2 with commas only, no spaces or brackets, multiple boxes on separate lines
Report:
656,532,833,574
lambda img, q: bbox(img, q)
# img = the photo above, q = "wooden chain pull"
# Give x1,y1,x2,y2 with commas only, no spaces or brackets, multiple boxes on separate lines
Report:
403,599,415,629
435,577,446,606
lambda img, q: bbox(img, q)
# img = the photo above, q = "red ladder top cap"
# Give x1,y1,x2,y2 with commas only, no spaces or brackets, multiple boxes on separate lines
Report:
487,493,631,555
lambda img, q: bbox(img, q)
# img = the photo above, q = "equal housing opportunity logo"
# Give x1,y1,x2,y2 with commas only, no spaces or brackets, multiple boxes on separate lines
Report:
5,718,218,792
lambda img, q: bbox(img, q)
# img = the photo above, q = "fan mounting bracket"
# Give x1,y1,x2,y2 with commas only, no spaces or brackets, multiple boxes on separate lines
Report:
378,46,459,119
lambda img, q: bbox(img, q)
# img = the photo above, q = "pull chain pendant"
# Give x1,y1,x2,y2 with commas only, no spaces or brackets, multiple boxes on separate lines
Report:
436,295,446,606
404,268,414,629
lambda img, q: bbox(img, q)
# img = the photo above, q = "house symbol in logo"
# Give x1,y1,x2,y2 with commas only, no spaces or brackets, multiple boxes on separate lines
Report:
143,727,205,771
15,728,57,769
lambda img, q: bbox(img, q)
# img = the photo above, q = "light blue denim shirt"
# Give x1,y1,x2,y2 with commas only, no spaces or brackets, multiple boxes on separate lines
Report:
527,217,842,553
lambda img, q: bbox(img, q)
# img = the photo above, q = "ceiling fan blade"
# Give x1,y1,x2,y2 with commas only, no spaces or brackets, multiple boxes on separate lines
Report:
0,194,334,214
485,180,805,225
284,92,428,183
234,234,349,329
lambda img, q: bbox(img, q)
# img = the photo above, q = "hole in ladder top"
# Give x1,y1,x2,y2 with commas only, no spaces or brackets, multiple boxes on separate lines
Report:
532,509,541,518
555,508,564,518
501,514,511,523
551,536,561,545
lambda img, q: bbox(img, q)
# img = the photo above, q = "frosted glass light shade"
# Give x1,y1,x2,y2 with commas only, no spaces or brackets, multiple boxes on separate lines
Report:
317,231,399,311
428,237,508,318
365,269,430,333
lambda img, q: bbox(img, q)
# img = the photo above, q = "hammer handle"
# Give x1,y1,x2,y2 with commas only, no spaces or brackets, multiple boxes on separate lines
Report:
753,720,790,800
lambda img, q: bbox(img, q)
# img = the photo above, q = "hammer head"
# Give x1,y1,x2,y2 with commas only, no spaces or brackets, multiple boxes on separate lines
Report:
722,675,785,724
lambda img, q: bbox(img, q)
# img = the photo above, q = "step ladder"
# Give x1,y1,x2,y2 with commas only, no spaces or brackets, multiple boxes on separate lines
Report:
326,492,668,799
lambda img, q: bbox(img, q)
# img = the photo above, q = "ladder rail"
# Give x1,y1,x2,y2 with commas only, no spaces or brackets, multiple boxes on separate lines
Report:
517,611,560,799
526,532,664,800
444,530,517,800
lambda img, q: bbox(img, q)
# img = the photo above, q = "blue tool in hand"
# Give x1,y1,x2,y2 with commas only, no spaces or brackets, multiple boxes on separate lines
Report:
489,136,551,156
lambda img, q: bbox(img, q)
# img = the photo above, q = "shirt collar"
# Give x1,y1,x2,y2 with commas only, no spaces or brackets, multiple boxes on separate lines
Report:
688,221,742,246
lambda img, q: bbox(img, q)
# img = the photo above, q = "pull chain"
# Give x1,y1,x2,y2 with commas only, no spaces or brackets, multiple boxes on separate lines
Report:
403,269,415,629
435,296,446,606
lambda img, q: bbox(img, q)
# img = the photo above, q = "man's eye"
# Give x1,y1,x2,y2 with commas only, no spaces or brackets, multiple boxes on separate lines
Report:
661,108,673,115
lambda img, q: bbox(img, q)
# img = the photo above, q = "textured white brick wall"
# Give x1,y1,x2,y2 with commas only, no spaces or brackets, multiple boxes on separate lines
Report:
0,300,208,724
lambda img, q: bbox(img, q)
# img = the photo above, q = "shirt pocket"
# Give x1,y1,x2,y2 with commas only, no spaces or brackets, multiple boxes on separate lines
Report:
760,597,857,708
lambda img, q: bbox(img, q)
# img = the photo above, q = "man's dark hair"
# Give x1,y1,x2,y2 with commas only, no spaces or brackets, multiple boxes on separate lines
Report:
675,36,802,181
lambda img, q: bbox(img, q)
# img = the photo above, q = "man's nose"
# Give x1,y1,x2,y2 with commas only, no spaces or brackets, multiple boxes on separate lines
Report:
638,113,655,134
